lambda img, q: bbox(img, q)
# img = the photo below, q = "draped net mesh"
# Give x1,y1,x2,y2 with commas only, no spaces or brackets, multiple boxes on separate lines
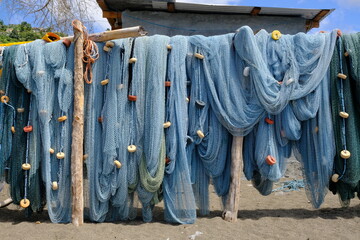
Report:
1,26,358,224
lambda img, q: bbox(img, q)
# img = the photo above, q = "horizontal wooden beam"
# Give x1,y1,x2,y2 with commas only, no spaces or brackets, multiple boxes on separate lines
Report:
250,7,261,16
103,11,122,19
312,9,330,22
62,26,147,42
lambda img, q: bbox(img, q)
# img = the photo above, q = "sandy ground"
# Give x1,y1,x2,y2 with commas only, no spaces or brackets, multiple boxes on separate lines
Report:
1,176,360,240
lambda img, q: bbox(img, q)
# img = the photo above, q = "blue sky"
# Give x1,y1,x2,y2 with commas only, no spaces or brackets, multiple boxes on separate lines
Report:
0,0,359,34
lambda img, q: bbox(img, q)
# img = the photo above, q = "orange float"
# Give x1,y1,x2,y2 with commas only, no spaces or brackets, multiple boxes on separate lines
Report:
265,155,276,165
265,117,274,125
128,95,137,102
23,125,33,133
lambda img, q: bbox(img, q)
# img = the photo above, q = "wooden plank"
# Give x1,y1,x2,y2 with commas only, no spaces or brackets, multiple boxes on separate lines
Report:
62,26,147,42
250,7,261,16
71,19,85,226
312,9,330,22
96,0,109,11
103,11,122,19
167,2,176,13
305,20,320,32
222,136,243,222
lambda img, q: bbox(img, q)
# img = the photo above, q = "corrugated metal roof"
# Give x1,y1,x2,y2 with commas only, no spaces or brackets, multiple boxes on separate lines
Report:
104,0,333,22
153,2,333,20
100,0,334,32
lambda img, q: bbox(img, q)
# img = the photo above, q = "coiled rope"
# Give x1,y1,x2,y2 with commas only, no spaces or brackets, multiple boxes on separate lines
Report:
71,20,99,84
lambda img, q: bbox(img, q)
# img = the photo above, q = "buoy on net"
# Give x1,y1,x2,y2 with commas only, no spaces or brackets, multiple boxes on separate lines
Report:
271,30,282,40
20,199,30,208
163,121,171,129
197,130,205,139
22,163,31,171
56,152,65,159
340,150,351,159
58,116,67,122
114,160,122,169
52,181,58,190
128,145,137,153
266,155,276,165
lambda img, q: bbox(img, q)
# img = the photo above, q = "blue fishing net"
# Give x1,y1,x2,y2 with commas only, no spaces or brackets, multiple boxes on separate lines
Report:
15,40,73,222
163,36,196,224
185,26,337,209
0,26,344,224
329,34,360,204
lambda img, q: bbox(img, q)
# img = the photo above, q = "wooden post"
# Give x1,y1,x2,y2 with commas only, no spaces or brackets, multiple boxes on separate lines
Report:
71,19,84,226
222,136,243,222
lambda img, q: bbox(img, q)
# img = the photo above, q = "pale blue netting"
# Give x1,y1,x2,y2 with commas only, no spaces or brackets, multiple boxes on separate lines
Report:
234,27,336,207
85,39,133,222
186,35,233,216
15,40,73,222
86,36,169,222
184,26,337,208
163,36,196,224
0,27,341,222
0,46,38,212
134,35,169,222
84,41,108,222
0,46,17,188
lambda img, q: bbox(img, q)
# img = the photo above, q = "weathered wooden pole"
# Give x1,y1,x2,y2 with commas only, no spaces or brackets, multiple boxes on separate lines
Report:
71,19,84,226
222,136,243,222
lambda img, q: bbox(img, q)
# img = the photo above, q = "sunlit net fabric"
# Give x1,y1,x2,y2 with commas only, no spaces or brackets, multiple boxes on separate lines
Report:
236,27,336,207
85,39,134,222
189,26,337,208
15,40,73,223
0,26,345,223
0,46,17,189
163,36,196,224
134,35,169,222
185,34,235,215
329,34,360,204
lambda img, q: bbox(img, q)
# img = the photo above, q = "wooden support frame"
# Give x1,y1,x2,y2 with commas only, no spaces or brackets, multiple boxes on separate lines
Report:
167,2,176,13
71,19,85,226
250,7,261,16
97,0,120,29
62,26,147,42
222,136,243,222
306,9,330,32
68,21,146,226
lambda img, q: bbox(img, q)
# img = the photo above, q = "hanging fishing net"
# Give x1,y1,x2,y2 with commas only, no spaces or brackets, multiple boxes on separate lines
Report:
0,46,17,188
163,35,196,224
186,26,337,208
0,26,348,224
329,34,360,205
85,39,135,222
235,27,336,207
14,40,73,222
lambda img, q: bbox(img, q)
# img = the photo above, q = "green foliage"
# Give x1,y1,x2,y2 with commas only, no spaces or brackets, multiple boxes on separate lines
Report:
0,20,66,44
